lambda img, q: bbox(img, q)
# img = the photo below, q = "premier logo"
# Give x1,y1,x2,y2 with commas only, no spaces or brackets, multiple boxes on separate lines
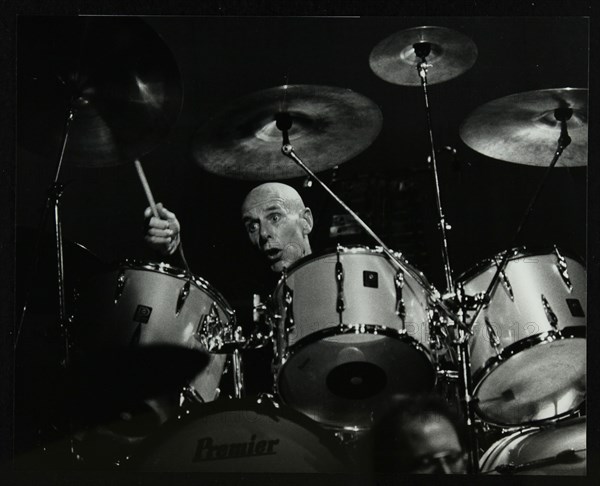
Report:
193,434,280,461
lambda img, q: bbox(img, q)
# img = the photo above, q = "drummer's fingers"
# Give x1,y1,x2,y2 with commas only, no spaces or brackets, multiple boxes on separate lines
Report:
145,203,172,220
157,205,180,226
147,216,171,231
147,227,174,237
156,203,174,219
144,235,173,246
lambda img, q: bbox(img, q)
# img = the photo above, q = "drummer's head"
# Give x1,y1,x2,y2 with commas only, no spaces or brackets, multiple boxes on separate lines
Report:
370,394,467,474
242,182,313,272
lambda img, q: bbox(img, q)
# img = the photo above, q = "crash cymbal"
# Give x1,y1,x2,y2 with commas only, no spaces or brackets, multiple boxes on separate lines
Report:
369,26,478,86
459,88,588,167
17,16,183,168
192,85,383,180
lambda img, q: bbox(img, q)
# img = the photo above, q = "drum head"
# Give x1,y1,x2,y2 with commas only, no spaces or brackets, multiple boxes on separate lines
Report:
130,399,349,472
475,335,586,425
480,416,586,475
278,331,435,429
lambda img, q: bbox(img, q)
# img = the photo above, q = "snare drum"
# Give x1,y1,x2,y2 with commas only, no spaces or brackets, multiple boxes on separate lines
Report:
130,397,350,472
480,416,586,475
74,261,238,403
460,247,586,426
272,246,435,429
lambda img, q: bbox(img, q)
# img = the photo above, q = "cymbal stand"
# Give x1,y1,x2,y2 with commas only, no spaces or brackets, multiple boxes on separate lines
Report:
414,42,455,294
16,103,77,363
275,114,469,326
411,42,480,473
15,101,79,459
467,106,574,328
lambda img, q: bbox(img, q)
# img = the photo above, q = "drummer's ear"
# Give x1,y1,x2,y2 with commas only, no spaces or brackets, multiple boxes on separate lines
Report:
301,208,314,234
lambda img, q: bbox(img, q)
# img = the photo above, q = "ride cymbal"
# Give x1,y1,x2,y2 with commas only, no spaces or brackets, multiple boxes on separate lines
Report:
369,26,478,86
192,84,383,180
459,88,587,167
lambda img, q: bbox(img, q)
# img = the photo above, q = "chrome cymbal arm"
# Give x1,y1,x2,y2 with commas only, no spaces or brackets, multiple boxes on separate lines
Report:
414,41,455,295
281,142,468,331
468,108,574,328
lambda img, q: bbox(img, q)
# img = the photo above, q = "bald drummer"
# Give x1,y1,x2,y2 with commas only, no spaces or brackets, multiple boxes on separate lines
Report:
144,182,314,273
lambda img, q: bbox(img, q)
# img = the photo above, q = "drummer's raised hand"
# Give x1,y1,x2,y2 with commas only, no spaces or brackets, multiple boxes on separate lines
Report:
144,203,181,256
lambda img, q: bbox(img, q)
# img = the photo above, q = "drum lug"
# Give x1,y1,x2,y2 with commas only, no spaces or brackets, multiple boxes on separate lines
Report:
484,316,503,355
182,384,206,404
553,245,573,291
283,276,295,333
195,302,223,351
541,294,559,330
114,268,127,303
394,269,406,327
335,247,345,317
253,293,267,323
176,279,191,316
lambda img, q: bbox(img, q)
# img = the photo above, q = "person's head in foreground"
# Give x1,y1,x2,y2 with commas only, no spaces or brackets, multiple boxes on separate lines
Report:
370,394,467,474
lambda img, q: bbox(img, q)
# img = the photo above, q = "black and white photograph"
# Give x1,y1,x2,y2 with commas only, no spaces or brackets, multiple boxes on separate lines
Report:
7,7,594,481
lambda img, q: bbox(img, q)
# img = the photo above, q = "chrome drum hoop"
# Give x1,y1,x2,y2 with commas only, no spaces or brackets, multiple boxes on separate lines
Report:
275,323,434,373
472,326,586,387
479,416,586,475
119,259,236,324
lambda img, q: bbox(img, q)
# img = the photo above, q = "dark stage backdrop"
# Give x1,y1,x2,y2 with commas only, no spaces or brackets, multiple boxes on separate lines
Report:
17,16,588,314
13,14,589,459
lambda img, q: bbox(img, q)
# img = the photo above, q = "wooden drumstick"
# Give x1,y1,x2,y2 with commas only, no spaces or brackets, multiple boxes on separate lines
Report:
134,159,159,218
134,158,192,274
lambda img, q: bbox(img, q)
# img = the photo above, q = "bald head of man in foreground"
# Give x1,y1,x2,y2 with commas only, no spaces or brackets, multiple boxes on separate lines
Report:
241,183,314,273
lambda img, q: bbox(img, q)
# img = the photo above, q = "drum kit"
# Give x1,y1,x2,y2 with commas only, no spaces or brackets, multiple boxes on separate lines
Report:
16,17,587,475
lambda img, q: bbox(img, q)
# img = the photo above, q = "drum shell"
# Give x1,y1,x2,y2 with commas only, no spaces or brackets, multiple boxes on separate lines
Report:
273,247,431,350
73,261,234,403
271,247,436,429
130,398,351,473
480,416,586,475
463,250,586,371
460,248,586,426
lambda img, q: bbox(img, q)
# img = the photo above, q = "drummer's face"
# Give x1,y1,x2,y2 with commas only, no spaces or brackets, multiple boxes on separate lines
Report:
242,195,311,273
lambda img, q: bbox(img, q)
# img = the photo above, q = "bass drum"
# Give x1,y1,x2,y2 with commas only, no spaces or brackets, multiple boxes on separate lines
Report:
480,416,586,475
130,397,350,473
460,247,586,426
272,246,435,430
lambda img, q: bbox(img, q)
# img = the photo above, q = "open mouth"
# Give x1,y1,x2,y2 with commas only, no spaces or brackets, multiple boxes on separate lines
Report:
264,248,283,261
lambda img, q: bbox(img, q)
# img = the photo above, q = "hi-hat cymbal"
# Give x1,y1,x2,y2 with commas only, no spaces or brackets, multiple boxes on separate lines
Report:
192,85,383,180
18,16,183,168
459,88,588,167
369,26,478,86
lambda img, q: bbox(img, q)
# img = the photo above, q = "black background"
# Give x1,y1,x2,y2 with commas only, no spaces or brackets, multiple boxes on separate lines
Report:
16,15,589,308
3,1,598,484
